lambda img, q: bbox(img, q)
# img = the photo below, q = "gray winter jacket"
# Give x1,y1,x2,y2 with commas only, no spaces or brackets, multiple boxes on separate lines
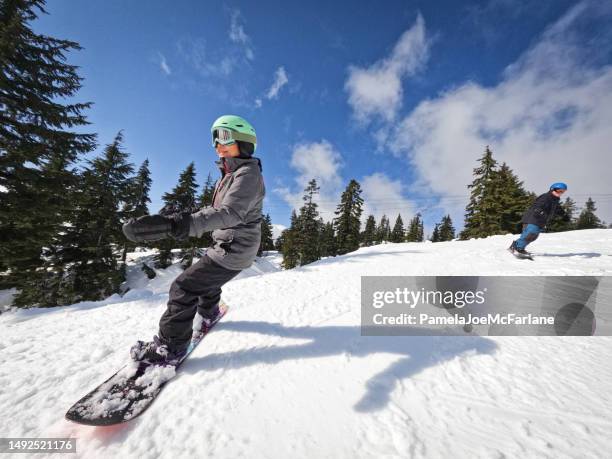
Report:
189,157,265,270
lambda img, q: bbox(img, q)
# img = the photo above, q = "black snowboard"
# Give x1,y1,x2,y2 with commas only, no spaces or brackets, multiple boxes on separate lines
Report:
508,248,534,261
65,302,229,426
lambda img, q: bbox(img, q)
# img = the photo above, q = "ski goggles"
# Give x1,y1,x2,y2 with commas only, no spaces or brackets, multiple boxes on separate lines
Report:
211,127,257,148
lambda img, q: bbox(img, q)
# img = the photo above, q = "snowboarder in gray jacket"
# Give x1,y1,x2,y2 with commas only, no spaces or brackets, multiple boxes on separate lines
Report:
122,115,265,363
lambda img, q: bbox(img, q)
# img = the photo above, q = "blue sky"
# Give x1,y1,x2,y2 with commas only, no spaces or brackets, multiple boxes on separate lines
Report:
34,0,612,235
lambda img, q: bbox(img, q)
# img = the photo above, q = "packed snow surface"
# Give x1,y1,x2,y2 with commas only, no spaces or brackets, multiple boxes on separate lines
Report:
1,231,611,458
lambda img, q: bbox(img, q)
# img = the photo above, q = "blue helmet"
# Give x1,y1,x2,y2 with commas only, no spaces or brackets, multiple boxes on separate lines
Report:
549,182,568,191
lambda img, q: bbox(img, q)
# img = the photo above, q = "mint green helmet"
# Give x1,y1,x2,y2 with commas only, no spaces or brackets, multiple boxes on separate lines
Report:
211,115,257,152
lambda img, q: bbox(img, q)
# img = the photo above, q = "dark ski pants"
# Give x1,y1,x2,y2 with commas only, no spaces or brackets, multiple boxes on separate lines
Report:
515,223,541,250
159,254,241,351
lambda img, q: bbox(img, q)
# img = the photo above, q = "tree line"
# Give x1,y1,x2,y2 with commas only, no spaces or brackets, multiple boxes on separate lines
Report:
276,145,606,269
276,178,456,269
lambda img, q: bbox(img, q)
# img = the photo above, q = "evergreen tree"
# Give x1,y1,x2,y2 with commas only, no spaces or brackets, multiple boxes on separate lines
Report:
297,179,321,265
281,210,300,269
406,213,424,242
548,197,577,232
390,214,405,243
120,159,152,266
376,215,391,244
334,179,364,255
575,198,603,229
361,215,376,247
0,0,97,292
258,213,274,256
123,159,152,218
430,224,440,242
274,234,284,251
438,215,456,241
14,132,133,306
319,220,337,257
192,172,216,251
161,162,199,214
460,146,503,239
155,163,199,269
197,173,215,208
496,163,531,234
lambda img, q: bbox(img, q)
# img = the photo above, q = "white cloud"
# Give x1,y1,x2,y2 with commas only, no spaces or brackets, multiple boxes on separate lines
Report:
158,53,171,75
176,9,254,80
266,66,289,99
176,37,210,75
229,10,254,61
290,141,343,190
275,140,344,221
345,14,429,123
271,224,286,241
386,1,612,225
275,141,426,228
256,66,289,108
361,173,417,224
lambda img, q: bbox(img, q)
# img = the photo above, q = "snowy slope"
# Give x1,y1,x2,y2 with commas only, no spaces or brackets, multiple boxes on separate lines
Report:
1,229,611,458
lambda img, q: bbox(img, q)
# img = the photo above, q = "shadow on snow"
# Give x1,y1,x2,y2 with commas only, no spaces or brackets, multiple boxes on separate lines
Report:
182,321,497,413
533,252,602,258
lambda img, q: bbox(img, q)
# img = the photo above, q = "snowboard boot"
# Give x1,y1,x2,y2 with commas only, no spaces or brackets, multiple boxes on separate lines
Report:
130,335,187,365
509,241,529,255
193,304,224,334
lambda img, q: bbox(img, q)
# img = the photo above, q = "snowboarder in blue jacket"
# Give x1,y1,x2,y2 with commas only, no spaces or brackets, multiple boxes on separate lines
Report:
509,182,568,255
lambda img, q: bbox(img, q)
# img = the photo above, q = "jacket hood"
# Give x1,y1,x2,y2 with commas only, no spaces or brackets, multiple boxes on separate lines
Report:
216,156,262,174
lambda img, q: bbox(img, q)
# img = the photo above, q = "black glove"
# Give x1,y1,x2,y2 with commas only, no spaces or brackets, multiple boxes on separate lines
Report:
122,212,191,243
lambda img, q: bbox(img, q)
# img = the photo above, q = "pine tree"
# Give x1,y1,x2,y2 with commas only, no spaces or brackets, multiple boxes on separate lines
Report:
161,162,199,214
274,233,284,251
390,214,405,243
548,197,577,232
191,172,216,251
460,146,503,239
0,0,97,293
376,215,391,244
155,163,199,269
406,213,424,242
431,224,440,242
575,198,603,229
120,159,152,266
258,213,274,256
334,179,364,255
319,220,337,257
438,215,456,241
281,210,300,269
297,179,321,265
123,159,152,218
14,132,134,307
197,173,216,208
496,163,531,234
361,215,377,247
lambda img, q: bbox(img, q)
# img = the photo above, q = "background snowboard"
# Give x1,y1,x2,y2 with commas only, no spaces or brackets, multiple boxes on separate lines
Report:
65,302,229,426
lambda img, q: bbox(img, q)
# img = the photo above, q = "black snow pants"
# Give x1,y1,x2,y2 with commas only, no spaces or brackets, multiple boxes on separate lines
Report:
159,254,241,351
